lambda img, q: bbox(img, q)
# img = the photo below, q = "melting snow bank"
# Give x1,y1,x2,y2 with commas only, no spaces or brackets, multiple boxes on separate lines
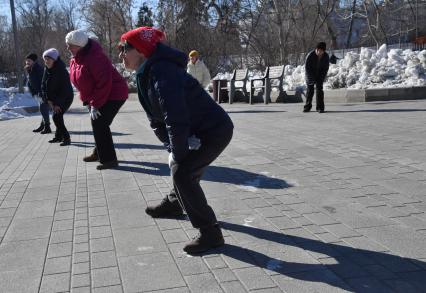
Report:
284,45,426,90
215,45,426,91
0,88,38,121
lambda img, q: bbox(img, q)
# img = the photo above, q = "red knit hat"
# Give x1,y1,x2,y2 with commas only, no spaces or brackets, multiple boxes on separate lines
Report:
120,27,165,58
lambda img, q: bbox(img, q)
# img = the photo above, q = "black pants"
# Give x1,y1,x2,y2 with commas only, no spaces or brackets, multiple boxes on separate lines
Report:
91,100,125,164
53,103,71,140
304,82,324,111
169,121,234,229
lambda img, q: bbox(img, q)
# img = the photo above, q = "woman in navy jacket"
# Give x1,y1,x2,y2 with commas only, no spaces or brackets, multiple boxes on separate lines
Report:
41,48,74,146
120,27,234,254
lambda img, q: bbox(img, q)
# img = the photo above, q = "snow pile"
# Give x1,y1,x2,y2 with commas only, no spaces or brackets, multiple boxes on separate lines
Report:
291,45,426,90
0,88,38,121
214,45,426,91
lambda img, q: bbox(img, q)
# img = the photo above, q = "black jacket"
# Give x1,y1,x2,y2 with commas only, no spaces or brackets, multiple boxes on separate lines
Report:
26,62,44,96
136,43,233,162
41,58,74,110
305,50,330,84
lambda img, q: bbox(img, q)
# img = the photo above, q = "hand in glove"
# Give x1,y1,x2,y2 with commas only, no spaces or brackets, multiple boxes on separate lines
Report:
90,107,101,120
168,152,175,168
188,135,201,150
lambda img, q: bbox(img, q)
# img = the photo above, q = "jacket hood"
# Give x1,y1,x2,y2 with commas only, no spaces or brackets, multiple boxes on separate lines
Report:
74,39,103,62
147,43,187,69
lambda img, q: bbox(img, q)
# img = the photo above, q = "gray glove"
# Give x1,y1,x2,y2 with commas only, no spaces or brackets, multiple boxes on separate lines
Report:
35,94,43,103
168,152,175,168
90,107,101,120
188,135,201,150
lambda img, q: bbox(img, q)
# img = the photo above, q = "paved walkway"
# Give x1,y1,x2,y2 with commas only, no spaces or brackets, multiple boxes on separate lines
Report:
1,96,426,293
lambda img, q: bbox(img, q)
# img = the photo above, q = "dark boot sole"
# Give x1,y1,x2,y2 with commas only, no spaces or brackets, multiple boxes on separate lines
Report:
183,239,225,255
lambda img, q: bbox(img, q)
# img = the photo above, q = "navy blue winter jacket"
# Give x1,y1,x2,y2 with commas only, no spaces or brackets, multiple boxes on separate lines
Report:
41,58,74,110
305,50,330,85
26,62,44,96
136,43,233,162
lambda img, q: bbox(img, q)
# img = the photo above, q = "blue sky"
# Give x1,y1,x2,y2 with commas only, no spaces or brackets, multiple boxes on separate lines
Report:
0,0,158,24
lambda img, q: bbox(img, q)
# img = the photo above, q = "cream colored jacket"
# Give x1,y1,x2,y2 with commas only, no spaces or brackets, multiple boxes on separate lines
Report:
187,60,211,88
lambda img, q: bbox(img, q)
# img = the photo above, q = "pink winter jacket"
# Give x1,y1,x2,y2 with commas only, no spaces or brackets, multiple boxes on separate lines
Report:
69,39,128,109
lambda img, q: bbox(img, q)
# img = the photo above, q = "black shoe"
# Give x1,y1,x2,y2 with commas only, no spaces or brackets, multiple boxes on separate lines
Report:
48,137,62,143
96,160,118,170
33,123,44,132
318,110,325,113
40,125,52,134
145,198,184,218
183,224,225,254
83,152,99,162
60,138,71,146
303,109,311,113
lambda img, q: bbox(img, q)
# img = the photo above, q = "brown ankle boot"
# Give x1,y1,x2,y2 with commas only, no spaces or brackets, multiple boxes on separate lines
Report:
183,224,225,254
83,152,99,162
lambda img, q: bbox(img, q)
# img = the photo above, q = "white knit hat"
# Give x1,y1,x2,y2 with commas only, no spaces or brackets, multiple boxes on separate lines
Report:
42,48,59,61
65,30,89,47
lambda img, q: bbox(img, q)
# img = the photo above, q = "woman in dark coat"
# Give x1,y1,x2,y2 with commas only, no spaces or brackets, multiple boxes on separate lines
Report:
119,27,234,254
25,53,51,133
41,48,74,146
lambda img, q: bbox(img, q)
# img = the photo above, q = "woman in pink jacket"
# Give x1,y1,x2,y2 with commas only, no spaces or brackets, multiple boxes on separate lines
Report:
66,30,128,170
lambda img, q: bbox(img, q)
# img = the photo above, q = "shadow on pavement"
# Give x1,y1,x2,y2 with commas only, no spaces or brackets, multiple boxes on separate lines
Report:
71,141,165,150
326,109,426,113
227,110,287,114
208,221,425,292
68,131,130,136
117,160,291,189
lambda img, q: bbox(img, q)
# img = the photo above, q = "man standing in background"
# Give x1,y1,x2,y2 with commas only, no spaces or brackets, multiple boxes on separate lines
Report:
303,42,329,113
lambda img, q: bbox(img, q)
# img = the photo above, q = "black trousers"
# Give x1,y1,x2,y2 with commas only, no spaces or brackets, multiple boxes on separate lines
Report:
304,82,324,111
53,103,71,140
169,121,233,229
91,100,125,164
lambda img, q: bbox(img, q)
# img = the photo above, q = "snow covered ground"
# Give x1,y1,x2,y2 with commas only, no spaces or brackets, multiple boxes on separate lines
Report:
215,45,426,92
0,88,38,121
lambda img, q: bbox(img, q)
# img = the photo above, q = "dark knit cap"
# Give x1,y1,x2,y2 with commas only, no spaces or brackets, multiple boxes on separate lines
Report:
316,42,326,51
25,53,38,61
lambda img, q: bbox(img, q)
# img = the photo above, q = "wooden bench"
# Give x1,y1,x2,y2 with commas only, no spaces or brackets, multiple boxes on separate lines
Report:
249,65,285,104
217,69,248,104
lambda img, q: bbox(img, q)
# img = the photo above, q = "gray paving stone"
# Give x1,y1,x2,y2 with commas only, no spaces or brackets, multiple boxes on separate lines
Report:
90,236,115,253
50,230,73,243
0,268,42,293
109,206,155,229
220,280,247,293
90,225,113,239
92,267,121,288
185,272,223,293
72,262,90,275
93,285,123,293
3,217,52,241
233,267,276,290
113,226,168,257
48,242,73,258
14,199,56,219
175,255,210,276
91,251,118,269
71,273,91,288
119,252,185,292
0,238,48,271
44,256,72,275
272,269,352,293
39,272,70,293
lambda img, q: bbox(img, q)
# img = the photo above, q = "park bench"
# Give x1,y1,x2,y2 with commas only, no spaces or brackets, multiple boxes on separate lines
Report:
217,68,248,104
249,65,285,104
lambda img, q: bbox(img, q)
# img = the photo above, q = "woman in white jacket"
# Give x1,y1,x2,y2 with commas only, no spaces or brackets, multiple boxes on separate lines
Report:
187,50,211,89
